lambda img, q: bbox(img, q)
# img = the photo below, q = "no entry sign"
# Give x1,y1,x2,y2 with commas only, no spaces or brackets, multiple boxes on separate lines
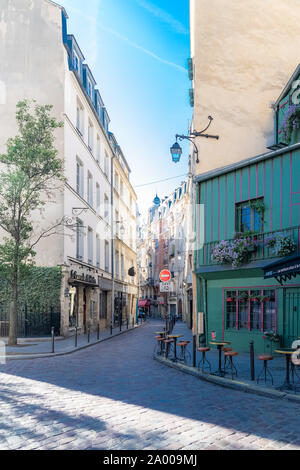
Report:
160,270,171,283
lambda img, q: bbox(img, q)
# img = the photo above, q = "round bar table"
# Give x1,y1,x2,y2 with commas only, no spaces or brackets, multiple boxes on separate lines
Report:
209,341,231,376
274,348,297,392
168,335,183,362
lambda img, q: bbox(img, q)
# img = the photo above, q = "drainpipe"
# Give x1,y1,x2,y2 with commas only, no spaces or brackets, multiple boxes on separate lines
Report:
110,155,115,330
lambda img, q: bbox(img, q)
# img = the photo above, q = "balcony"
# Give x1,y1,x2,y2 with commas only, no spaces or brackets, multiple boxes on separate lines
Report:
195,226,300,270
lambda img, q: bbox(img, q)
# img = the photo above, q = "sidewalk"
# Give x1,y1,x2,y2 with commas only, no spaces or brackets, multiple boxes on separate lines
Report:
2,321,146,361
155,320,300,402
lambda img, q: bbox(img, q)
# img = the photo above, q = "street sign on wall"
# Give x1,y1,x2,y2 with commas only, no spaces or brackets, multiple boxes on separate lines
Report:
160,282,170,292
159,270,171,283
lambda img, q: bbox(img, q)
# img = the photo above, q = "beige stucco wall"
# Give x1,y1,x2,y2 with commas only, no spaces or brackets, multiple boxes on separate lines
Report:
190,0,300,175
0,0,65,266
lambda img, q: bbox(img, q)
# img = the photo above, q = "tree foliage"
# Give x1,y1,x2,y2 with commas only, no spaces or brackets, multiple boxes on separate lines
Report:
0,100,65,345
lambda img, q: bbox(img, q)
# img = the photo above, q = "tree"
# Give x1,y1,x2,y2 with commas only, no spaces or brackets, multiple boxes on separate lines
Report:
0,100,65,345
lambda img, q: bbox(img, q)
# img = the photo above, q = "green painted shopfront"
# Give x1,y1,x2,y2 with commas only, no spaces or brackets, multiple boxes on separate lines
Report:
194,67,300,353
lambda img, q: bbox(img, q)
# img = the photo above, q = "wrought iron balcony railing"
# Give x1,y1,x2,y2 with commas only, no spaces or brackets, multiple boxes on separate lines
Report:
195,225,300,269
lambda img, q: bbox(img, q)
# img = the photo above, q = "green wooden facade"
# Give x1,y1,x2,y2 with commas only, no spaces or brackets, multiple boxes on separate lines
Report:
194,79,300,353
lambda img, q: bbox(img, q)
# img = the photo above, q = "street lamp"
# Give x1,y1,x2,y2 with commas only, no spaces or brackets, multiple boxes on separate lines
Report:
170,116,219,165
170,142,182,163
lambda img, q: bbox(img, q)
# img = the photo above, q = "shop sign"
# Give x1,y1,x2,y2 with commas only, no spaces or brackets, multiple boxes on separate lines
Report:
69,270,97,285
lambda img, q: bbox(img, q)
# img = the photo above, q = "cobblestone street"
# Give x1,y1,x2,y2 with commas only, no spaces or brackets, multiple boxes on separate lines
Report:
0,320,299,450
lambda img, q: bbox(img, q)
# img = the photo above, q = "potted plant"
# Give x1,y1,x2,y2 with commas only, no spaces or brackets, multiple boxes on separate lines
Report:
279,104,300,143
237,292,249,302
265,234,296,257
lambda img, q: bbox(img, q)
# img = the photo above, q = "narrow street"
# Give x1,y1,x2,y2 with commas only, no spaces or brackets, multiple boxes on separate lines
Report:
0,321,299,451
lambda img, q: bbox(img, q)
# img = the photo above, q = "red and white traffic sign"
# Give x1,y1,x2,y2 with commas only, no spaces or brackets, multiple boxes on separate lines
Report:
160,270,171,283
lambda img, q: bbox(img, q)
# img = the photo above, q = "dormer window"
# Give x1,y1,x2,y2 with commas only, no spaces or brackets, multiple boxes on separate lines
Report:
87,79,92,98
73,51,79,72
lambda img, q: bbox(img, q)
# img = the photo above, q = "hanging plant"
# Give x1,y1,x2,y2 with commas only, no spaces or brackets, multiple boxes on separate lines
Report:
265,234,296,257
237,292,249,302
279,104,300,143
249,199,265,223
211,238,256,268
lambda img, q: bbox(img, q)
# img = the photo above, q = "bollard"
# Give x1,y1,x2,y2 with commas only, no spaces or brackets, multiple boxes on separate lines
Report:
132,317,134,328
193,335,197,368
51,327,55,354
88,327,90,343
120,319,122,332
127,318,129,329
75,327,78,348
97,323,100,341
110,321,113,335
250,340,255,381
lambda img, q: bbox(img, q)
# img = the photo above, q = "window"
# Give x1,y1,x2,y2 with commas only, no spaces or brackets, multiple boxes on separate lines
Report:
104,152,109,179
88,120,94,152
76,159,84,197
96,135,101,163
225,289,276,331
120,181,124,198
76,100,84,135
263,290,276,331
115,210,119,237
76,219,84,261
88,227,93,264
115,172,119,193
87,79,92,98
100,291,107,319
96,183,100,214
73,51,79,72
121,254,124,279
235,198,264,233
115,250,119,279
90,300,95,319
104,194,109,220
87,172,93,207
96,234,100,268
105,241,110,272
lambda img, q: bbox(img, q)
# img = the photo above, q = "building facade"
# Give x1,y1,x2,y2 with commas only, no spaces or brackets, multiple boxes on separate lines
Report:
0,0,138,336
189,0,300,176
138,180,193,322
194,70,300,353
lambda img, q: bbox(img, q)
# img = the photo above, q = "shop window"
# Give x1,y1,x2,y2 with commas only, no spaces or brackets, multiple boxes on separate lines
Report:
250,290,261,330
238,290,248,330
263,290,276,331
100,292,107,319
225,290,236,329
235,198,263,233
90,300,95,319
225,288,276,332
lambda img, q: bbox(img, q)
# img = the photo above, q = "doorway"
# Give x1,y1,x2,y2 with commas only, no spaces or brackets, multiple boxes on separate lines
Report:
284,288,300,346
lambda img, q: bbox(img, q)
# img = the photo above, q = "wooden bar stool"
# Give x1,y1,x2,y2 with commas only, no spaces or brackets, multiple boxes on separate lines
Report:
224,351,238,379
163,339,174,359
154,336,166,356
177,341,191,363
198,347,211,373
257,355,274,385
222,347,232,368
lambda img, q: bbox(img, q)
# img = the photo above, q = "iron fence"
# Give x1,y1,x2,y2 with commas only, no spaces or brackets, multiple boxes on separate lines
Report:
0,302,60,338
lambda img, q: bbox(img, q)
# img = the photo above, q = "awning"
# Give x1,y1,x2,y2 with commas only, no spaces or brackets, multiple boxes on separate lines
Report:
264,254,300,285
138,300,151,307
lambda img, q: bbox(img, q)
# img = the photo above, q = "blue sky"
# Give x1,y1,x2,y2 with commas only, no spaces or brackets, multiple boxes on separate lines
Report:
59,0,191,218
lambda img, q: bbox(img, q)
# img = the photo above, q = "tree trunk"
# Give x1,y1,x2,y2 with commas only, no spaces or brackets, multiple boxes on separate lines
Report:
8,270,18,346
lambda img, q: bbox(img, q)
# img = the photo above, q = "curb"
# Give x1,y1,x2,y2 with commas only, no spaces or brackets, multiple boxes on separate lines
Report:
4,322,147,361
154,355,300,404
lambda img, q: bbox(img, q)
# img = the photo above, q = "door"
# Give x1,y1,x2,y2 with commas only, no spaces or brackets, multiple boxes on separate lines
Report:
83,288,87,333
170,304,176,319
284,288,300,346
